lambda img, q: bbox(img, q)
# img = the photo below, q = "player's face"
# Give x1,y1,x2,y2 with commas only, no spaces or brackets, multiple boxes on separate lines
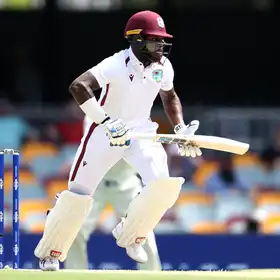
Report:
144,35,171,62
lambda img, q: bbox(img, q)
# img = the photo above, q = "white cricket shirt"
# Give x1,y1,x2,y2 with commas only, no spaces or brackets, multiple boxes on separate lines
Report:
89,47,174,129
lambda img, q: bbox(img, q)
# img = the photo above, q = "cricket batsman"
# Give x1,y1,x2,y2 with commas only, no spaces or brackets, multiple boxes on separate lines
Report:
64,116,162,270
35,10,202,271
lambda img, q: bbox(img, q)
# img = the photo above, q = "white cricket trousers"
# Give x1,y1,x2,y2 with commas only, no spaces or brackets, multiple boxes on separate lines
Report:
68,121,169,195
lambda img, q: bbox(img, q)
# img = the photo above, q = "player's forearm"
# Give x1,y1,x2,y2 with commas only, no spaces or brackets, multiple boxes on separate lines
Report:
69,72,108,124
160,89,184,127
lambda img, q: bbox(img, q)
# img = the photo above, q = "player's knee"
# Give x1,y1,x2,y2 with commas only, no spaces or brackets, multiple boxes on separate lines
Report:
68,181,92,196
159,168,169,178
150,168,170,183
146,177,184,201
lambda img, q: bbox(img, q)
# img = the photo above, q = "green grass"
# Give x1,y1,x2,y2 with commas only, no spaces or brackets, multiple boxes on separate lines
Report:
1,270,280,280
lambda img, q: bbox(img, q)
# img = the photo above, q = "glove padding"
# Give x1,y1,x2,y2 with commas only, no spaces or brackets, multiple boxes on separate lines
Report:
174,120,202,158
102,118,131,147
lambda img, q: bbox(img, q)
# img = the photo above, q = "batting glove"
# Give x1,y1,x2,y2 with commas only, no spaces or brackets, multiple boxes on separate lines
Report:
174,120,202,158
102,118,131,147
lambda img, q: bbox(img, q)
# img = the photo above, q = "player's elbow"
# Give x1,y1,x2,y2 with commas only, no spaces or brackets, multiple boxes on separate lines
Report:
69,80,89,105
69,79,86,98
68,79,80,96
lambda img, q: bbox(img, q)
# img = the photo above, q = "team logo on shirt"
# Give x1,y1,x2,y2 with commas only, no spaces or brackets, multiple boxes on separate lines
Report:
152,70,163,83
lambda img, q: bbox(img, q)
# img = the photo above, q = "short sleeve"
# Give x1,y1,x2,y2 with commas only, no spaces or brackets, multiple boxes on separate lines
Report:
88,55,120,88
161,58,174,91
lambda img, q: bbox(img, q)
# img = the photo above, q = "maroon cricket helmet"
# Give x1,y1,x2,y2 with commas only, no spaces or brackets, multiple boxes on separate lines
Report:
124,10,173,39
124,11,173,63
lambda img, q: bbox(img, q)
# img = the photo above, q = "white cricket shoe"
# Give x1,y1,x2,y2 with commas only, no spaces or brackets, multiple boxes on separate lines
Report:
39,257,59,271
112,218,148,264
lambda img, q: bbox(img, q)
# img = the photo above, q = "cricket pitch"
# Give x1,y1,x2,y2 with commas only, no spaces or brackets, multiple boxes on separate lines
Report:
1,269,280,280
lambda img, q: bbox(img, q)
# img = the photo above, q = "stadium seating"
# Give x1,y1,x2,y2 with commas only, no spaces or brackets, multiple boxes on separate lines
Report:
261,213,280,234
214,193,254,223
30,155,65,181
0,116,30,151
3,167,37,195
2,134,280,235
45,178,68,201
21,141,59,162
191,222,227,234
175,191,214,232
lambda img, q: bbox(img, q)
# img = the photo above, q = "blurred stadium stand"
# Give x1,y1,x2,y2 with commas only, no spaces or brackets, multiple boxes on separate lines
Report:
0,0,45,9
1,98,280,235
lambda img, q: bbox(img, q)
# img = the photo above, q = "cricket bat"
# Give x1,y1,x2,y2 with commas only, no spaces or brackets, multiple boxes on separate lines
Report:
130,132,250,155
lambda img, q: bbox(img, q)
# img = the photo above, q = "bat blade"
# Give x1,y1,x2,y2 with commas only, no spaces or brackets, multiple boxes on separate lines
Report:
130,133,250,155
